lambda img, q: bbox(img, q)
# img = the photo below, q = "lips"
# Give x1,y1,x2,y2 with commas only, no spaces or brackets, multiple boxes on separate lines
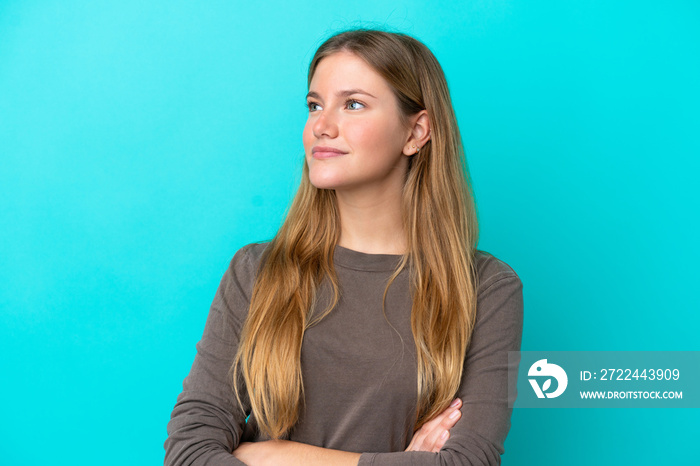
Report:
312,146,348,159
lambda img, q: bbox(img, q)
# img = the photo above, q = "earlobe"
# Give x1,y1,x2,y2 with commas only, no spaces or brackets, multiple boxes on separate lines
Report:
404,144,420,157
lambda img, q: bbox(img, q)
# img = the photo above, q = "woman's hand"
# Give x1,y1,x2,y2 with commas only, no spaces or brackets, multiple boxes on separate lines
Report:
405,398,462,452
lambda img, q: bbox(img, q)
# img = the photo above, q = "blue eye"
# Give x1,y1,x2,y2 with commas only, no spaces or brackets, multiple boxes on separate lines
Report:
346,99,365,110
305,99,364,112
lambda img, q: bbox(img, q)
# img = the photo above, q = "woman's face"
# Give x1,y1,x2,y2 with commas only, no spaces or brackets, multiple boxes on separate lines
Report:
302,51,412,196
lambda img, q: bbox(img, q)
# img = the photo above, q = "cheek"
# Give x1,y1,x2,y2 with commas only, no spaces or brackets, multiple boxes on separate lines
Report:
348,119,405,166
347,120,387,150
302,121,313,150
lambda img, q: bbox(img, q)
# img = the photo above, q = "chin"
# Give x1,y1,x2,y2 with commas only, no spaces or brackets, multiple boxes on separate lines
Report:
309,178,341,191
308,171,346,191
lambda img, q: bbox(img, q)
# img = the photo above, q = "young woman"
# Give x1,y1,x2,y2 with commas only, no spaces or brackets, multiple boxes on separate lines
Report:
165,28,523,466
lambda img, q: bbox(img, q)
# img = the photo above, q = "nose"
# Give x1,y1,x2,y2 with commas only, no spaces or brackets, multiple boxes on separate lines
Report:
312,108,339,139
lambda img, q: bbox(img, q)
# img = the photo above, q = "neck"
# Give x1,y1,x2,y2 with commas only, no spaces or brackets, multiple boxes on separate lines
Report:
335,187,406,255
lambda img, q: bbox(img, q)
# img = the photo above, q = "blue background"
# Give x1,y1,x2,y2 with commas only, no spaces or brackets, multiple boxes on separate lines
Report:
1,1,698,465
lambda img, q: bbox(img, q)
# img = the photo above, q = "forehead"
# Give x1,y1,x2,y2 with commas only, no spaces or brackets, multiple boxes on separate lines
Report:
309,51,391,96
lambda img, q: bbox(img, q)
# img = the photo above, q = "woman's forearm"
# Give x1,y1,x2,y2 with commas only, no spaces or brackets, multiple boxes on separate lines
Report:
233,440,361,466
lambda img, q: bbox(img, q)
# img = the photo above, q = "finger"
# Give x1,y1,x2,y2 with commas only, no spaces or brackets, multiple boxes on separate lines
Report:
408,399,462,452
433,429,450,452
407,415,446,451
407,422,433,452
423,407,461,451
422,398,462,433
406,421,434,452
424,398,462,434
405,398,462,452
441,398,462,430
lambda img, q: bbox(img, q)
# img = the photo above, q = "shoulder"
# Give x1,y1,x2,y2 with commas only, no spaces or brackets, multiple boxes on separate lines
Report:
229,241,272,273
474,249,522,296
470,250,524,347
216,241,272,308
472,250,524,328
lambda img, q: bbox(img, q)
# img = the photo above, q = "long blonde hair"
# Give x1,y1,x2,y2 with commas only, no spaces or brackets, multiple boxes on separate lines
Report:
231,28,479,439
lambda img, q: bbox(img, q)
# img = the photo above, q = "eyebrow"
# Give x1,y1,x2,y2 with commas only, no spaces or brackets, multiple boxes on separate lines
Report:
306,89,377,100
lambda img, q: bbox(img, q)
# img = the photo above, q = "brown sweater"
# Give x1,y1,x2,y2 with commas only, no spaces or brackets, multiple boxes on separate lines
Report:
164,242,524,465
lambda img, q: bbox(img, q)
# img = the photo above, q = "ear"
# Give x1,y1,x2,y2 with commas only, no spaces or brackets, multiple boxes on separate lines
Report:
402,110,431,156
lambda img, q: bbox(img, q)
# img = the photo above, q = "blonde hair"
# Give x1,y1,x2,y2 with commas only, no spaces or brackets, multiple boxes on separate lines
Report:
231,28,479,439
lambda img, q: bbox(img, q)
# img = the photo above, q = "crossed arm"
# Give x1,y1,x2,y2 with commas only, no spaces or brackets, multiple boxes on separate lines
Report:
232,398,464,466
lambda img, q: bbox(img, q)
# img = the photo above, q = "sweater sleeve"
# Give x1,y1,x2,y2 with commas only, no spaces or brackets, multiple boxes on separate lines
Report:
358,262,524,466
164,245,258,466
